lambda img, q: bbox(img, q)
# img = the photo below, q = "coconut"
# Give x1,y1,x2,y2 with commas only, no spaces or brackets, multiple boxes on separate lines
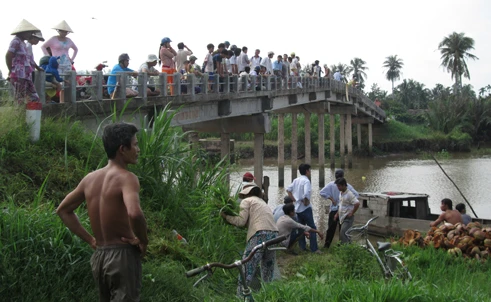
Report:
454,247,462,257
480,250,489,259
447,230,455,240
448,248,456,256
472,230,486,241
484,239,491,247
469,227,480,236
443,238,454,249
467,222,479,230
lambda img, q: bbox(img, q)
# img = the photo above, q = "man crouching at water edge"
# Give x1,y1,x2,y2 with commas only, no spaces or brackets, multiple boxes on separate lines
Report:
56,122,148,302
430,198,463,227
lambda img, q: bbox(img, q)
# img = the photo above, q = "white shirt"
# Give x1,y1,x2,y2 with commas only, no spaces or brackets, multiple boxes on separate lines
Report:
175,49,192,73
338,190,360,224
286,175,312,213
228,55,237,73
250,56,261,69
238,53,249,72
204,53,214,73
260,57,273,74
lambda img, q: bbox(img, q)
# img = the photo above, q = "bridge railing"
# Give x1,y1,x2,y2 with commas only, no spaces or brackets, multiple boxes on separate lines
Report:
1,70,384,119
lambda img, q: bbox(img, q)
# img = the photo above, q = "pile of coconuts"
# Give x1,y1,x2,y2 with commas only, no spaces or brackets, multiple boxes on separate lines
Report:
398,222,491,260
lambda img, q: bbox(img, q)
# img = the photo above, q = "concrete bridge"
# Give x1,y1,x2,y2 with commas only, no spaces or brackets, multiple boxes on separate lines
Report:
36,70,385,188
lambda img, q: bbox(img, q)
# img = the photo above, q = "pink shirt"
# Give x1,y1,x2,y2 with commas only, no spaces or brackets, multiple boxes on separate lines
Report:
41,36,78,62
159,47,176,68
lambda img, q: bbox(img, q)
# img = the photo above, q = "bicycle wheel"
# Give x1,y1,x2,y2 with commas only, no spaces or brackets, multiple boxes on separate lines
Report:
386,255,412,281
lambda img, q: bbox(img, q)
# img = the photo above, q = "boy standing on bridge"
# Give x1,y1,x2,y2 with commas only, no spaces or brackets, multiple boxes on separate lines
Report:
57,122,148,301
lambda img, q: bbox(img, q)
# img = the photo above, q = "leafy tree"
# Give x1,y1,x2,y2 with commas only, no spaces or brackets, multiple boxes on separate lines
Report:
438,32,479,92
393,79,431,109
382,55,404,93
367,83,388,101
347,58,368,90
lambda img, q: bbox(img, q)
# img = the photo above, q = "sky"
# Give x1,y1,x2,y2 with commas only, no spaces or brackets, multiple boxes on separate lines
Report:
2,0,490,94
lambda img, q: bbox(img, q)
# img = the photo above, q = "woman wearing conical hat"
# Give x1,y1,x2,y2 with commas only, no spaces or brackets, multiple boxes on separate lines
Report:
40,20,78,103
5,19,41,103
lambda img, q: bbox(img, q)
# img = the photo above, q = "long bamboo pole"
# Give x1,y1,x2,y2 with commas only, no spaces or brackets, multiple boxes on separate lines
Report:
432,155,478,218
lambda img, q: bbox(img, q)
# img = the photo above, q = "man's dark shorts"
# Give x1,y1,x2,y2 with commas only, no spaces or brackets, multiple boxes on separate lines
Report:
90,244,142,302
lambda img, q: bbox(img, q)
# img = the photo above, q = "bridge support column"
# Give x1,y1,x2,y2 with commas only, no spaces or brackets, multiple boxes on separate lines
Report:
368,123,373,156
221,133,230,184
305,113,311,165
278,113,285,187
329,114,335,169
318,113,325,187
357,124,362,149
291,113,298,180
254,133,264,189
346,114,353,168
339,114,345,169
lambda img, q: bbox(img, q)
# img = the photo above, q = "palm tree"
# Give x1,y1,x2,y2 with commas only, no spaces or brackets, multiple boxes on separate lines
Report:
347,58,368,90
383,55,404,93
438,32,479,92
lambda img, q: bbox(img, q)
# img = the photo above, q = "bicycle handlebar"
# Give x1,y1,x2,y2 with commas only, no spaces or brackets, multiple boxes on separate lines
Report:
346,216,379,235
185,234,288,278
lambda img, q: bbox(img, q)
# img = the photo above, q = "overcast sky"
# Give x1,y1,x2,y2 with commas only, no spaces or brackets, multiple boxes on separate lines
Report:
2,0,490,94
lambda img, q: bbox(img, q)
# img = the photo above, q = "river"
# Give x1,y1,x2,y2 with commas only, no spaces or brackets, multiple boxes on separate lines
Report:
231,153,491,233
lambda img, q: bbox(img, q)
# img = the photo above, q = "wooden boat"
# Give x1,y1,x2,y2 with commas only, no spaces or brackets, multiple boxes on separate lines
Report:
354,192,491,237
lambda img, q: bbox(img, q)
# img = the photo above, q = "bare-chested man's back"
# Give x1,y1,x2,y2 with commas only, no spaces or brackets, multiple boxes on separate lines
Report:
430,198,463,227
57,122,148,301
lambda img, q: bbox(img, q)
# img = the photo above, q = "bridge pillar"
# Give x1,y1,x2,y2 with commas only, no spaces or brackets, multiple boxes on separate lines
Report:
305,113,311,165
291,113,298,180
368,123,373,156
318,113,325,187
254,133,264,189
357,124,362,148
329,114,335,169
346,114,353,168
278,113,285,187
339,114,345,169
221,132,230,184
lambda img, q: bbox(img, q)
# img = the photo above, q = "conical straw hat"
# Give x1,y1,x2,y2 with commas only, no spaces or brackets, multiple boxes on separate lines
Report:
52,20,74,33
11,19,40,35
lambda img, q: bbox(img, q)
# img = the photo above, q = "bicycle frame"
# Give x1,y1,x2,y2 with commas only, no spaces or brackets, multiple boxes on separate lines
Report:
186,235,287,301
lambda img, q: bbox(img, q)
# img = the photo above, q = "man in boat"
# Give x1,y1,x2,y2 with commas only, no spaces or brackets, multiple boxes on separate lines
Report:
319,169,358,248
430,198,463,227
456,203,472,225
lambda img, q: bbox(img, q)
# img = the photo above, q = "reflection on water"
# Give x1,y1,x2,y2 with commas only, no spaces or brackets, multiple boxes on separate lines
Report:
231,154,491,233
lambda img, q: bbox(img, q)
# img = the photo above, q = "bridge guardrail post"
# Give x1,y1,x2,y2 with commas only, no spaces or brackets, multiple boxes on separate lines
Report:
232,75,238,93
266,75,271,91
251,75,257,91
138,72,148,104
34,70,46,104
174,73,181,96
93,71,103,101
201,73,209,94
224,74,230,93
63,70,77,103
159,73,168,96
213,74,219,93
118,73,127,100
188,74,196,95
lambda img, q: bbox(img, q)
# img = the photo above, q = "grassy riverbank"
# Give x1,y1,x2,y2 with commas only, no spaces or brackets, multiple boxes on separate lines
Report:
1,106,490,301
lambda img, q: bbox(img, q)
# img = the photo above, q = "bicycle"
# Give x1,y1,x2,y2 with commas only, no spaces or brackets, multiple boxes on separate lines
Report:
345,216,412,281
185,234,287,301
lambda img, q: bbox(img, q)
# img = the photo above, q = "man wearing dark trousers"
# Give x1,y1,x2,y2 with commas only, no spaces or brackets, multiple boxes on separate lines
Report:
319,169,358,248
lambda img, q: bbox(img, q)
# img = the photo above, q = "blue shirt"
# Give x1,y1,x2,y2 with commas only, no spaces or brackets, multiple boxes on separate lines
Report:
107,64,134,94
272,60,283,71
333,71,342,81
319,181,359,212
286,175,311,213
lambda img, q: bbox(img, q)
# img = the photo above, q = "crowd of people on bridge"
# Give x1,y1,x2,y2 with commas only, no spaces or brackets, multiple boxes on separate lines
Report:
5,18,361,104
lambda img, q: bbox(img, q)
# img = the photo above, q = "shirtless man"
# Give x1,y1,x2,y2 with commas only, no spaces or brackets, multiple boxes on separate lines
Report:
56,122,148,301
430,198,463,227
